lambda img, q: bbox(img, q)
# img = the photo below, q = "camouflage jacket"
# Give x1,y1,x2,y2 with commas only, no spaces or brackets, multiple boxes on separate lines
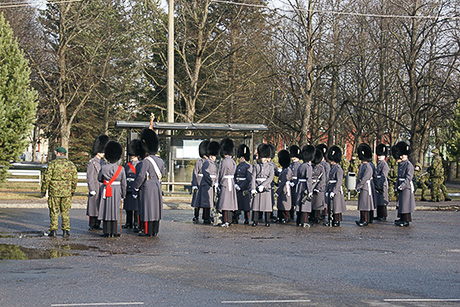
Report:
41,156,78,197
428,156,444,178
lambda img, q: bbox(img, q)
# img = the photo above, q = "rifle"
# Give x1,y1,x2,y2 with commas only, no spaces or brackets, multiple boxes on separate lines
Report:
301,172,323,204
328,195,334,227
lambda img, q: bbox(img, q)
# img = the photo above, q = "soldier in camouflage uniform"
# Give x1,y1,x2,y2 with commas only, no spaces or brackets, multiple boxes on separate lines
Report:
340,154,350,196
387,155,398,201
41,147,78,237
441,155,452,201
428,148,447,202
414,163,429,201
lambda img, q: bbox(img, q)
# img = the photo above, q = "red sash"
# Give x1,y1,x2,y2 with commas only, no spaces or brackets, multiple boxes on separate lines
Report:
103,166,122,197
128,162,136,174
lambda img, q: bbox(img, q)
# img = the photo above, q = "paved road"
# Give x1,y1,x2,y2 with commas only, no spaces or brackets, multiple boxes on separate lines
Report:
0,208,460,306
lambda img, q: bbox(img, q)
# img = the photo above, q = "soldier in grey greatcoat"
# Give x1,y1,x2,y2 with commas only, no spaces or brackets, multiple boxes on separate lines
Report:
392,141,416,227
133,128,165,237
295,145,315,228
275,150,293,224
217,138,238,227
355,143,375,227
196,141,220,224
288,145,302,220
316,144,330,220
86,135,109,231
324,146,347,227
311,148,327,224
123,140,144,230
98,141,126,237
234,144,252,224
191,140,209,223
250,144,274,227
374,143,390,221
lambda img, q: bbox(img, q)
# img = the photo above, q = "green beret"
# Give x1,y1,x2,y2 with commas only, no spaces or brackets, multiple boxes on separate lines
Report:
56,147,67,154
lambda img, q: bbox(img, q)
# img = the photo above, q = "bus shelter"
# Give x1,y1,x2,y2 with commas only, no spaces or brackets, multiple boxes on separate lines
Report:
114,121,268,194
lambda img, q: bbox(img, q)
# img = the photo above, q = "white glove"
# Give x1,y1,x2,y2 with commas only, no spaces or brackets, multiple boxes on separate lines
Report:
251,189,257,195
278,168,282,173
330,192,335,199
274,193,279,197
289,182,295,187
133,194,138,199
192,186,198,191
257,185,264,193
90,191,96,196
325,192,329,197
235,184,241,191
398,185,403,191
308,192,313,198
313,189,319,193
213,183,219,189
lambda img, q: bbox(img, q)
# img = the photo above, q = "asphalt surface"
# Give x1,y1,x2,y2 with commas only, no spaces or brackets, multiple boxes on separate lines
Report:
1,204,460,307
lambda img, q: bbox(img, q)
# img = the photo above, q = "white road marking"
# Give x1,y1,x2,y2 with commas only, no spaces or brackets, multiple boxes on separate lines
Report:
221,299,311,304
51,303,144,306
384,299,460,302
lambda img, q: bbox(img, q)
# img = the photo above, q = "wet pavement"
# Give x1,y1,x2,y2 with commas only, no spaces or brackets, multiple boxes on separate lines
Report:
0,205,460,306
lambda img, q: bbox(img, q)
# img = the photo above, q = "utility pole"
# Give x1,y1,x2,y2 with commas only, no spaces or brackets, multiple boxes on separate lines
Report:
167,0,174,123
167,0,175,191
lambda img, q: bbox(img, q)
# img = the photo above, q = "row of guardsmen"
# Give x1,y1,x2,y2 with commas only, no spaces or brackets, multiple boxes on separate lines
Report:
190,139,415,228
85,128,165,238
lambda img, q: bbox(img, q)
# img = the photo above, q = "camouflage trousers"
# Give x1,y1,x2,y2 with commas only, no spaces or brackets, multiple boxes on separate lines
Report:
417,181,429,200
430,178,444,201
48,196,72,231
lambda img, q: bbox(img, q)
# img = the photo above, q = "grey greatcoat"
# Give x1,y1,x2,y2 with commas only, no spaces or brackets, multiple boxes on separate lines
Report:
235,161,252,212
134,155,165,222
276,167,293,211
191,158,206,208
320,160,330,209
124,160,139,211
311,164,327,210
295,162,312,213
396,160,416,214
217,157,238,211
374,159,390,207
97,163,127,221
196,159,218,209
251,162,274,212
289,160,301,209
356,163,375,211
86,156,104,217
326,164,347,214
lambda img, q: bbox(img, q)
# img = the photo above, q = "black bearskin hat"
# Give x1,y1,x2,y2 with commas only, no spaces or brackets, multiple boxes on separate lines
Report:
128,139,145,158
278,150,291,168
391,141,411,160
199,140,210,158
301,145,316,162
104,141,122,163
316,143,328,157
220,138,235,157
327,145,342,163
237,144,251,161
312,148,323,165
268,143,276,159
289,145,301,159
258,143,271,159
207,141,220,157
376,143,389,157
357,143,373,162
141,128,159,155
92,135,109,155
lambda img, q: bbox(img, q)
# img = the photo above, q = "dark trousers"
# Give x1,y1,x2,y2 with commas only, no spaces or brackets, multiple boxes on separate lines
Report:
278,210,289,221
252,211,270,224
125,210,138,227
376,205,387,219
360,211,371,223
221,210,232,223
311,210,321,222
89,216,101,229
103,220,118,235
399,213,412,222
142,221,160,235
298,212,309,225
